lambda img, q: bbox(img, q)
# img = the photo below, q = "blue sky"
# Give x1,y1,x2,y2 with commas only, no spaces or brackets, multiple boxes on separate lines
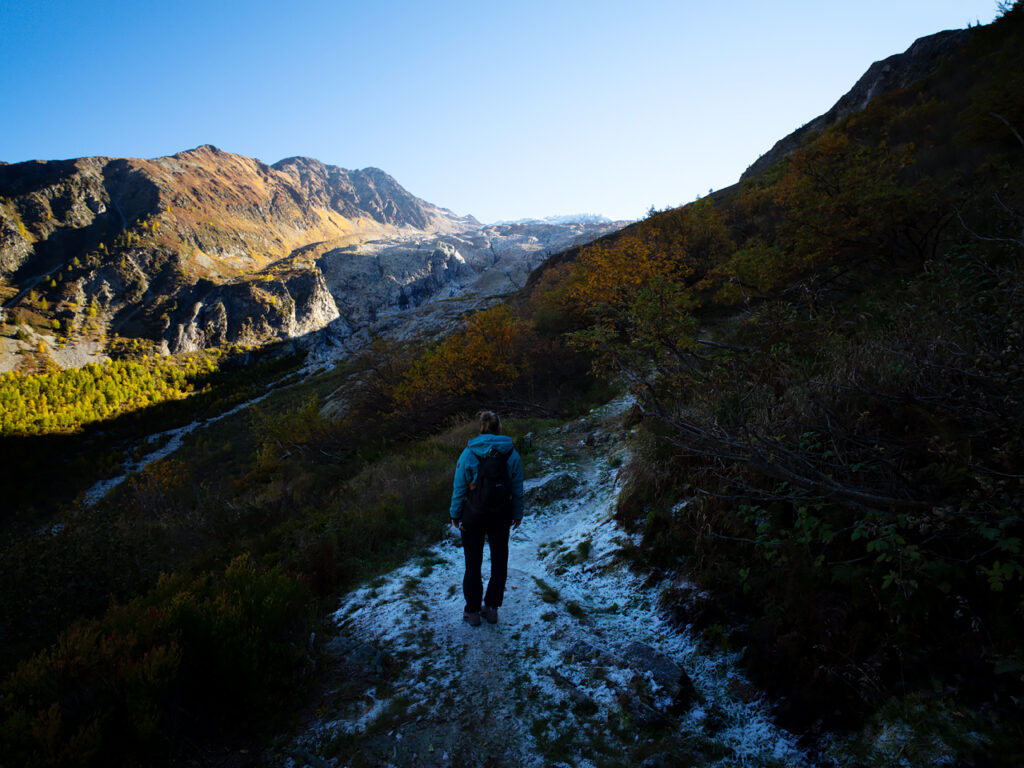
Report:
0,1,1001,222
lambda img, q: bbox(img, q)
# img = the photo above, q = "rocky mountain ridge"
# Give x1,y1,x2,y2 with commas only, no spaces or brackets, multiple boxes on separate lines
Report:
0,146,624,369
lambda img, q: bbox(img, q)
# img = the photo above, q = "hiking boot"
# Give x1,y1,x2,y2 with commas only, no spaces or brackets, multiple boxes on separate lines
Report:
481,606,498,624
463,610,481,627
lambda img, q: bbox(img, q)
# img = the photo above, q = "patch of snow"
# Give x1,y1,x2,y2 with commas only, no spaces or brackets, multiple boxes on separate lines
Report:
494,214,620,226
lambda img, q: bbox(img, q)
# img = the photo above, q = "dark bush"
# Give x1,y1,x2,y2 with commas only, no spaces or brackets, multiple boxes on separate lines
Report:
0,554,312,766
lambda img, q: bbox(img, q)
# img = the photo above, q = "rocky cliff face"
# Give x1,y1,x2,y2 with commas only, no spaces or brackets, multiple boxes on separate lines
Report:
0,157,128,278
168,268,342,353
303,218,626,359
162,216,623,355
0,146,471,358
742,29,971,180
272,157,478,234
317,220,621,324
0,146,624,365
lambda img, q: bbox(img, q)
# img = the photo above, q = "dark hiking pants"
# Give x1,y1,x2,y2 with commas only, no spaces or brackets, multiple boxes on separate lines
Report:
461,516,511,613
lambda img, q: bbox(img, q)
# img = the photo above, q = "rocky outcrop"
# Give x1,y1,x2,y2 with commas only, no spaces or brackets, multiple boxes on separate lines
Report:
318,240,471,324
0,157,123,278
0,212,33,275
527,471,579,505
742,29,971,181
166,268,341,353
0,146,476,363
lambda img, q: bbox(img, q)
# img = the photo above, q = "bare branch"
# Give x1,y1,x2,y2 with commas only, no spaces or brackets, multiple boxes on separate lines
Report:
990,111,1024,149
954,204,1024,248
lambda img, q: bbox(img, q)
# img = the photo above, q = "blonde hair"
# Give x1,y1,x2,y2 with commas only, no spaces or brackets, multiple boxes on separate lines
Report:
478,410,502,435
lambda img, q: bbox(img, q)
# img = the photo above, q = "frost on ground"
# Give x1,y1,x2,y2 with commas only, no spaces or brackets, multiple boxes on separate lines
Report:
275,400,811,767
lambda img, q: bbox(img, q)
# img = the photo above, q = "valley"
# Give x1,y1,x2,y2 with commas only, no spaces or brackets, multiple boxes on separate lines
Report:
2,6,1024,768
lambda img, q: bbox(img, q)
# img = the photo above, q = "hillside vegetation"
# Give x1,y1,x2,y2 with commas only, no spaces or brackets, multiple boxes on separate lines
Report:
519,6,1024,760
2,7,1023,767
0,355,218,436
0,302,598,764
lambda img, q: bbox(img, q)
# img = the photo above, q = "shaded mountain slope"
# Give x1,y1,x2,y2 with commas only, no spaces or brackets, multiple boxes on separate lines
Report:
742,28,971,180
513,8,1024,760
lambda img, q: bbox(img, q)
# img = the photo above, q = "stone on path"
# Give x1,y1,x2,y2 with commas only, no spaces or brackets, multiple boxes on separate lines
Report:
526,471,578,506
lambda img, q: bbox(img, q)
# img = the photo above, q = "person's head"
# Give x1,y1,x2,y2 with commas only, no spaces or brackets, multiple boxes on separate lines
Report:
478,410,502,435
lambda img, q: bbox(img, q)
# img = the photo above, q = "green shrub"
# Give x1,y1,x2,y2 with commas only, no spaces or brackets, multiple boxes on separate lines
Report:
0,554,312,766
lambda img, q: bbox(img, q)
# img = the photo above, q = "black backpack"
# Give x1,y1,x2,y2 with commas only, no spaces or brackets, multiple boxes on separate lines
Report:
462,448,514,527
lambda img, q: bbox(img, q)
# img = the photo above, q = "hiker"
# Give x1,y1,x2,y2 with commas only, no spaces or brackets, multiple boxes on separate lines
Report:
450,410,525,626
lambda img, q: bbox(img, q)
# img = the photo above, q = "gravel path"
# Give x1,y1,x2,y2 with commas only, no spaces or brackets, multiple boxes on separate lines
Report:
277,400,812,768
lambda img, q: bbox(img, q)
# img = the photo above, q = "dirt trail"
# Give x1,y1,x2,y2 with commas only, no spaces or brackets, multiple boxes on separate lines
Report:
276,400,811,767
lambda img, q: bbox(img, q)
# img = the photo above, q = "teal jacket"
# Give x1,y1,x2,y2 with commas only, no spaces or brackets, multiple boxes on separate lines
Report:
450,434,525,522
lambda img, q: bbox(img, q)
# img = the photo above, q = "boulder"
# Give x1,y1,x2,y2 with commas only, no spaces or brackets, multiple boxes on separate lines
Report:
619,641,698,712
526,471,579,506
326,634,390,677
